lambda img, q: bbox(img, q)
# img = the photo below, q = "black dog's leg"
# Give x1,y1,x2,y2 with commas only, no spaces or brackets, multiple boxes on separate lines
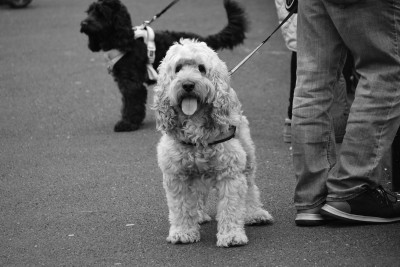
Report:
114,81,147,132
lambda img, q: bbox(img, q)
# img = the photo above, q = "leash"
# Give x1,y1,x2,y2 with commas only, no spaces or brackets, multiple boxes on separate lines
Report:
141,0,180,27
135,0,294,76
228,8,296,76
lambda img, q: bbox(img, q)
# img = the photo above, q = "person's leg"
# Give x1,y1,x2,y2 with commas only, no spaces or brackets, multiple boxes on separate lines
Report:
283,51,297,143
288,51,297,120
292,0,347,219
342,52,358,99
322,0,400,222
288,51,350,145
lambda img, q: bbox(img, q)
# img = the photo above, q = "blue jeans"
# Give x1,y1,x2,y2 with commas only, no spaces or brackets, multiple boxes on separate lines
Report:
292,0,400,210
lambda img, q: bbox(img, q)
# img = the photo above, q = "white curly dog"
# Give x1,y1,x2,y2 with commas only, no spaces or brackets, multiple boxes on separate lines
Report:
153,39,273,247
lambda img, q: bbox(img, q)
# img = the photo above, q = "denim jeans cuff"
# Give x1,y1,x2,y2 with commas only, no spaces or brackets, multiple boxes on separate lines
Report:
295,198,326,211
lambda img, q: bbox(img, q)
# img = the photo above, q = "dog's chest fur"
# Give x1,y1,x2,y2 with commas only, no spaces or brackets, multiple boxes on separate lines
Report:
157,134,247,180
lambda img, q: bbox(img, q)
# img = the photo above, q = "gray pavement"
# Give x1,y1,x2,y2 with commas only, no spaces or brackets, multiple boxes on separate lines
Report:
1,0,399,266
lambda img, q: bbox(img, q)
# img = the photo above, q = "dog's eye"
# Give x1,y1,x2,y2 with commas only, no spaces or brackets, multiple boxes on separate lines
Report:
198,64,206,74
175,64,182,73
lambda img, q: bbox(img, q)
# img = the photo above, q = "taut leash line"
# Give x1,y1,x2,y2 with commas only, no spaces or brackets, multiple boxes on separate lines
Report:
229,8,296,76
142,0,180,27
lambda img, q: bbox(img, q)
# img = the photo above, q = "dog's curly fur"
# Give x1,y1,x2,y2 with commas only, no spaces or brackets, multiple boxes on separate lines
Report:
80,0,248,132
153,39,273,247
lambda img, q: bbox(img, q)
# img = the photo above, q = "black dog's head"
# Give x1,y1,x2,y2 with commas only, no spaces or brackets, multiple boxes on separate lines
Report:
80,0,134,52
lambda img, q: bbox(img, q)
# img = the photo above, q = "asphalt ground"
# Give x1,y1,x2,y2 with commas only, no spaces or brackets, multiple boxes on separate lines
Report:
1,0,399,266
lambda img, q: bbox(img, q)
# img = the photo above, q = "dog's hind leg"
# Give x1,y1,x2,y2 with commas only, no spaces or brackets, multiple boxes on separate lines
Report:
243,156,274,225
215,174,248,247
114,82,147,132
163,174,201,244
238,123,274,225
244,181,274,225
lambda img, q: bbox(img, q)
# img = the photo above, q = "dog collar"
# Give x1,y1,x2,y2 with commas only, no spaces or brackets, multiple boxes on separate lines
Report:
180,126,237,146
104,49,125,74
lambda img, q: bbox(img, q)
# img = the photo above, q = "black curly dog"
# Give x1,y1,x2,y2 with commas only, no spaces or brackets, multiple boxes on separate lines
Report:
80,0,248,132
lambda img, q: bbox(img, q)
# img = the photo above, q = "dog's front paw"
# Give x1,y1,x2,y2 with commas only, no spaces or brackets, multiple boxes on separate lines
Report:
167,229,200,244
114,120,140,132
216,229,248,247
245,209,274,225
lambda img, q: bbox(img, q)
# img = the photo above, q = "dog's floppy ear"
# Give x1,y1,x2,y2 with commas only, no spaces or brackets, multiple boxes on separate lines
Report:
112,3,132,31
110,1,134,42
152,51,178,133
209,57,242,127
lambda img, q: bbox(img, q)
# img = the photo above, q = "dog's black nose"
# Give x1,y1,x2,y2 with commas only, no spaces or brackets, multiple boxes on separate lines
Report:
182,82,195,92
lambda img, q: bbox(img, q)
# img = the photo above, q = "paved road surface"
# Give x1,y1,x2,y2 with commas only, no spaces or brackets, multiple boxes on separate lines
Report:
1,0,399,266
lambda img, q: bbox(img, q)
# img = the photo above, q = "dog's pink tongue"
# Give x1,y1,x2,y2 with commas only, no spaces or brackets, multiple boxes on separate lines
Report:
181,97,198,116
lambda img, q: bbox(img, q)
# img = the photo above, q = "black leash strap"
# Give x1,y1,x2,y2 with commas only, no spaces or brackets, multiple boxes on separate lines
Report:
142,0,180,27
285,0,298,13
228,8,296,76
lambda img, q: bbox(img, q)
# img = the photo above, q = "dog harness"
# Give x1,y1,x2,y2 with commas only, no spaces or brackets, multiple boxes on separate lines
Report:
103,24,158,81
180,126,237,146
134,24,158,81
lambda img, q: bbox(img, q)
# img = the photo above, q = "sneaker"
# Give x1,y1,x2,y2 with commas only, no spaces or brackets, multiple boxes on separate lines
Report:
321,186,400,223
295,205,333,226
283,118,291,143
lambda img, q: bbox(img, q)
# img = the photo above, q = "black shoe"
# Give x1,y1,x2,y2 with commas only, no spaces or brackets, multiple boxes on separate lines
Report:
321,186,400,223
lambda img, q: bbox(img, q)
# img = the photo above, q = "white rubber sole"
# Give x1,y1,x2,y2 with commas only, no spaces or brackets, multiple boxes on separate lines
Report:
321,205,400,223
294,213,331,226
295,213,325,221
